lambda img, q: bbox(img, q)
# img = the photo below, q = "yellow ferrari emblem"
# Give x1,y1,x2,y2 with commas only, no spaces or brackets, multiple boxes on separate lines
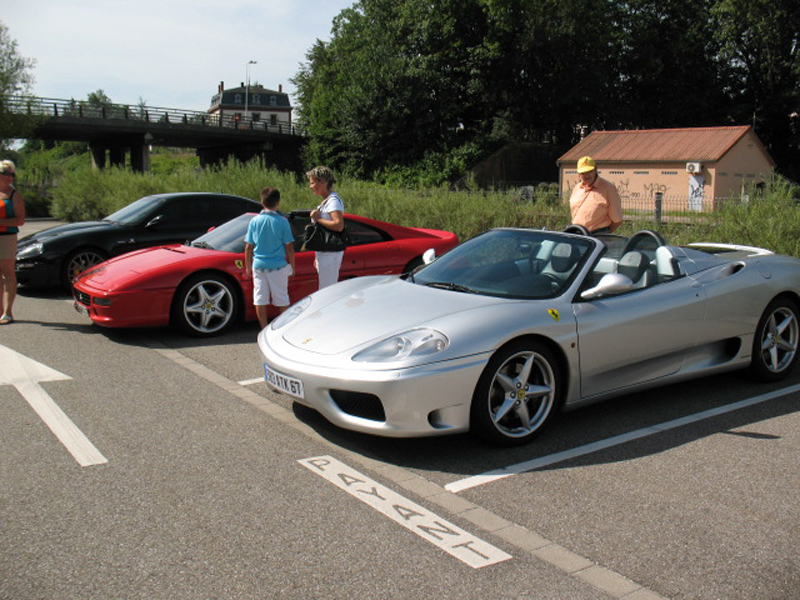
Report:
548,309,560,322
235,260,243,269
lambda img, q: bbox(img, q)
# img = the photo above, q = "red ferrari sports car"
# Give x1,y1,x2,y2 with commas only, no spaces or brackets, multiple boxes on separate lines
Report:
72,210,459,337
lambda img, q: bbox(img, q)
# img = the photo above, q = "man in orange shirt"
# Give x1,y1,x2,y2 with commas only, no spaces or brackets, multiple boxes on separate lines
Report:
568,156,622,234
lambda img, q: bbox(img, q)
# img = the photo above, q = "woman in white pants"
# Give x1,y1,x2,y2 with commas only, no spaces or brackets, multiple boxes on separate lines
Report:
306,166,345,289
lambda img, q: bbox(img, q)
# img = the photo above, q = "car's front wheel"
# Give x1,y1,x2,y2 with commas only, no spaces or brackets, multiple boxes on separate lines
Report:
172,273,239,337
63,248,107,288
749,297,799,381
470,340,563,446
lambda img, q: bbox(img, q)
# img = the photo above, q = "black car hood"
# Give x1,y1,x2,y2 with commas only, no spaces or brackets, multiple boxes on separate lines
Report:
19,220,120,243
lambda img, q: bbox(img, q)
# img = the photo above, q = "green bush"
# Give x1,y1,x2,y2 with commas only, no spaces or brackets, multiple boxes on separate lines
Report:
14,148,800,258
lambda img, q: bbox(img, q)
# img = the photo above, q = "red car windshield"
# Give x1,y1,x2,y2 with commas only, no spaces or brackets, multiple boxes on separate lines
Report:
190,213,256,252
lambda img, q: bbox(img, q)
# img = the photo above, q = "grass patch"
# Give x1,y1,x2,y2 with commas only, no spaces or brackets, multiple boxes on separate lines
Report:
17,154,800,258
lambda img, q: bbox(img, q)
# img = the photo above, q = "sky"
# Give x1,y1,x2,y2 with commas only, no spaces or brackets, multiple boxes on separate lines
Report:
3,0,354,113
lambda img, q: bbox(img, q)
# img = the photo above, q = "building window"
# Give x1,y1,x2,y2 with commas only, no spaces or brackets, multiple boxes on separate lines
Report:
252,113,260,121
270,96,277,107
270,115,277,126
234,93,242,104
252,94,261,105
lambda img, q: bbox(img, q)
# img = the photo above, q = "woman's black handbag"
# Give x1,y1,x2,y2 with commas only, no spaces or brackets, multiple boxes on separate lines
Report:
302,222,351,252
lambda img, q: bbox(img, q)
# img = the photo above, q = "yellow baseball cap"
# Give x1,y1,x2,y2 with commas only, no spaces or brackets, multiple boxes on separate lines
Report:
576,156,596,173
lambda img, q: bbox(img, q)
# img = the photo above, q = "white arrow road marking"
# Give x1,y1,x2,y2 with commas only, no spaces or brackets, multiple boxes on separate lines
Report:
300,456,512,568
0,344,107,467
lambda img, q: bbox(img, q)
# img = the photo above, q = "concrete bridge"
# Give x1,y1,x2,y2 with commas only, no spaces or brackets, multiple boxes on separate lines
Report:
4,95,305,172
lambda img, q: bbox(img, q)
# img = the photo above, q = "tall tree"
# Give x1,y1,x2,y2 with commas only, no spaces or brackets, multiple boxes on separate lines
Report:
610,0,735,129
712,0,800,178
293,0,799,182
0,21,37,151
295,0,496,177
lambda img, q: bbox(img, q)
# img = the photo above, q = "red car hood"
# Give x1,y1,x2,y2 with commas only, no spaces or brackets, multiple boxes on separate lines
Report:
77,245,218,288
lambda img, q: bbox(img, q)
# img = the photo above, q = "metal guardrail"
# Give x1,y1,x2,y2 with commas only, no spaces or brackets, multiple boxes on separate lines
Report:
3,94,304,136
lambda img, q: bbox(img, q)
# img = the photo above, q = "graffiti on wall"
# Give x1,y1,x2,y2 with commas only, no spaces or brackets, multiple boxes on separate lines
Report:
563,173,705,211
688,175,705,211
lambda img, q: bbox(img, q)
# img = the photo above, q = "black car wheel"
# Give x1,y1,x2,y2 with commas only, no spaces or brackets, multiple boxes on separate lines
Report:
63,248,107,287
749,297,799,381
470,340,562,446
172,273,239,337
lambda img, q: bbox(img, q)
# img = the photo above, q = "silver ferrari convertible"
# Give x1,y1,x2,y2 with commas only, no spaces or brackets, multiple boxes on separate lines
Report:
258,227,800,445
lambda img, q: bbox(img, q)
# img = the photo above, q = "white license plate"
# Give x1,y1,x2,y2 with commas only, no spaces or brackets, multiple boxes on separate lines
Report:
73,301,89,317
264,364,305,399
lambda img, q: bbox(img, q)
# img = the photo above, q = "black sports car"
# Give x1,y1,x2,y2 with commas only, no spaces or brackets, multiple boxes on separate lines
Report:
16,192,261,288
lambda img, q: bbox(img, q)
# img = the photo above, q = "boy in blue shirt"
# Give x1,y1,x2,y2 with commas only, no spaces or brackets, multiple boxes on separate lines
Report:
244,187,295,329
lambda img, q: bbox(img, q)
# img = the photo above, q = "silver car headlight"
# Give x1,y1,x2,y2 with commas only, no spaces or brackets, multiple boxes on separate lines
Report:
17,241,43,259
270,296,312,330
353,328,449,362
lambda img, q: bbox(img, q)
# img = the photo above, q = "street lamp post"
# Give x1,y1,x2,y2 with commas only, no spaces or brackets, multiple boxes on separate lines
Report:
244,60,257,125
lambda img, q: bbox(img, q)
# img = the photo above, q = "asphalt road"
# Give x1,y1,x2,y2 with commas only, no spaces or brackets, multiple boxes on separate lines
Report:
2,220,799,599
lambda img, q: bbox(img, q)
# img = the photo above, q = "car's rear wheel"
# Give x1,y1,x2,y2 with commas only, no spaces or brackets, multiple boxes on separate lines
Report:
62,248,107,288
470,340,562,446
172,273,239,337
749,297,799,381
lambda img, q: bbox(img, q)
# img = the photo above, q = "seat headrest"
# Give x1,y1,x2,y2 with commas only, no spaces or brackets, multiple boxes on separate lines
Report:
617,251,648,282
551,242,580,272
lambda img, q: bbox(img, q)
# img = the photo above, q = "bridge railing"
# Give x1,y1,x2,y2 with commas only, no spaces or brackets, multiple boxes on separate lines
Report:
3,94,304,136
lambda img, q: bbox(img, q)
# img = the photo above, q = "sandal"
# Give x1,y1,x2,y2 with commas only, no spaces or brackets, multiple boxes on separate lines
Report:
0,315,13,325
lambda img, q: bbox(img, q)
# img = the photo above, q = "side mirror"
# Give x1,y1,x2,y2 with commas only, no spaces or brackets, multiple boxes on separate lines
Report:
581,273,633,300
422,248,437,265
145,215,163,229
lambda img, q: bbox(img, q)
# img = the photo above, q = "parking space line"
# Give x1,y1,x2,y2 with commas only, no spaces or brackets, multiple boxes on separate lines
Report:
446,383,800,494
148,340,669,598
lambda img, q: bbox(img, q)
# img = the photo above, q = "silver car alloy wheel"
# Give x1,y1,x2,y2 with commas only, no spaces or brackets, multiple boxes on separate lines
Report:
472,341,561,444
65,249,106,284
758,304,798,374
180,277,235,335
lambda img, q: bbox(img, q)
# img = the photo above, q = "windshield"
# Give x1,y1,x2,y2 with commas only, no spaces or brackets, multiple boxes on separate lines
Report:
413,229,595,299
104,195,168,225
189,213,256,252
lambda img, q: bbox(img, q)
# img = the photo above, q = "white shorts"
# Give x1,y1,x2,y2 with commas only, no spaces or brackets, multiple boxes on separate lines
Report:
253,264,292,307
315,251,344,289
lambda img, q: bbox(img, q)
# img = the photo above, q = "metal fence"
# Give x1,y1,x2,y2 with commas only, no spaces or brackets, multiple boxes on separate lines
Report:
3,94,304,136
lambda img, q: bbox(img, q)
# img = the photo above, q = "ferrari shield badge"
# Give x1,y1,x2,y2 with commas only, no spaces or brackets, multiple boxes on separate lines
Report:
547,309,560,322
235,260,243,269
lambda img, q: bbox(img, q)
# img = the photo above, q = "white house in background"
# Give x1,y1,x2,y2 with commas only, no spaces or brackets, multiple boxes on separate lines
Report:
208,81,293,132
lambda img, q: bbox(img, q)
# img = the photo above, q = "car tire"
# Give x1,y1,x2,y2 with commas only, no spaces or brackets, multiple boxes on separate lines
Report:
748,297,799,381
62,248,108,288
470,340,563,446
172,273,239,337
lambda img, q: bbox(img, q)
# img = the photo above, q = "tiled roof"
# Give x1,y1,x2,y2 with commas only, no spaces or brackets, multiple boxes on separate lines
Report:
558,126,772,165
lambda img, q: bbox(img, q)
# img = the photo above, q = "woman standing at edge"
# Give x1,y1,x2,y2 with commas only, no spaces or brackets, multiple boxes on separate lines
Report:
0,160,25,324
307,166,345,289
